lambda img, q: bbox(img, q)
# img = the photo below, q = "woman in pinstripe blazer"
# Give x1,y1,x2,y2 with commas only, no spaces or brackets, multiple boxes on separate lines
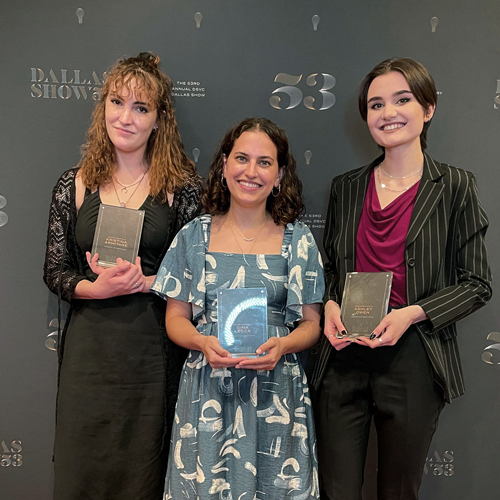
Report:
311,58,492,500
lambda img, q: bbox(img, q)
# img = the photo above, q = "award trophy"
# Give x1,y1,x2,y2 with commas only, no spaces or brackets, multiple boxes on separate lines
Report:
340,272,393,339
217,287,268,357
91,204,145,268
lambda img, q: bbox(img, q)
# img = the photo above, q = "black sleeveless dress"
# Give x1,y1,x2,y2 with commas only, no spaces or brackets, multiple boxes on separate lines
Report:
53,191,171,500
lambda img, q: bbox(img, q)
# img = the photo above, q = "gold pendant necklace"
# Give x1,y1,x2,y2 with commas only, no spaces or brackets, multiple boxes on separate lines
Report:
112,168,149,207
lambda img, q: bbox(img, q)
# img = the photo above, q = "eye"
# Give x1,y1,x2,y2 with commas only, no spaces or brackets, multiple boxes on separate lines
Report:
110,98,122,105
397,97,411,104
370,102,383,110
259,160,271,167
136,106,149,113
235,155,248,162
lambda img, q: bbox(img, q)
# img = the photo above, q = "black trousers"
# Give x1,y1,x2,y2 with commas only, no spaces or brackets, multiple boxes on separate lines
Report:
315,328,445,500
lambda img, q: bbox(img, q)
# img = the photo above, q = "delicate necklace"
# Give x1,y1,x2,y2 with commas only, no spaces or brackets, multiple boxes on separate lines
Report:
112,168,149,207
228,217,268,260
114,176,144,194
377,167,421,193
380,162,423,179
229,217,266,242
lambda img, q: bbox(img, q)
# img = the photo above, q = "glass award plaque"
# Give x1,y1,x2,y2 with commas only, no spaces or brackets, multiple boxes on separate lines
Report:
340,272,393,339
91,203,145,268
217,287,268,357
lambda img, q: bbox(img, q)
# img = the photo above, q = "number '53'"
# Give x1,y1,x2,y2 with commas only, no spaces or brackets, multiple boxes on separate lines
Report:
270,73,336,110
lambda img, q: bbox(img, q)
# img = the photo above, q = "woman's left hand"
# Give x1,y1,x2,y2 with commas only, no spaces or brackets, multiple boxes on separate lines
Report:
356,305,427,348
234,337,285,371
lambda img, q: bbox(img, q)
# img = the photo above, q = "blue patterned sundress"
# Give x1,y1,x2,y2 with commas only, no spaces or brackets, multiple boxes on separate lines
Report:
152,214,325,500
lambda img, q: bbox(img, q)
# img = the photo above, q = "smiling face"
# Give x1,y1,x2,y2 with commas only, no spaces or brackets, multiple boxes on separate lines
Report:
366,71,435,151
223,130,282,211
105,80,158,158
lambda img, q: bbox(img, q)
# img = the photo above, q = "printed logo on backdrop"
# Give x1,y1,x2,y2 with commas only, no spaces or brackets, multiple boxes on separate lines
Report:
1,441,23,467
494,80,500,109
270,73,336,110
423,450,454,477
45,318,65,352
173,81,206,99
0,195,7,228
482,332,500,364
30,68,106,101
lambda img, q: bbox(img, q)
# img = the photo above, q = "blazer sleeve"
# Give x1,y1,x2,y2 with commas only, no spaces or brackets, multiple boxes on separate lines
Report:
43,169,87,303
322,176,342,305
416,171,492,332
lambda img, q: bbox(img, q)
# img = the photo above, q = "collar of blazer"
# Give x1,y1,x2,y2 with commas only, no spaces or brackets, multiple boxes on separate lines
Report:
344,152,446,247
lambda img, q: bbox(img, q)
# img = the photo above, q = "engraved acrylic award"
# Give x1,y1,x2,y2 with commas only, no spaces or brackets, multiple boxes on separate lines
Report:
217,288,268,357
91,204,145,268
340,272,393,339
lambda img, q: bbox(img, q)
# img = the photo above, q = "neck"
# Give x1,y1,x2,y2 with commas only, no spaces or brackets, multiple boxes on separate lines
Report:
114,149,149,180
382,141,424,177
226,204,270,229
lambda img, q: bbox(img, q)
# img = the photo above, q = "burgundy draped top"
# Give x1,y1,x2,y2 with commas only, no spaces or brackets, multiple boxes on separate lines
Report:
355,169,419,306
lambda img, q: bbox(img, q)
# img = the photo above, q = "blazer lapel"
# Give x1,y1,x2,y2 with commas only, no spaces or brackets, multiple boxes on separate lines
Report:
406,154,445,246
344,157,380,271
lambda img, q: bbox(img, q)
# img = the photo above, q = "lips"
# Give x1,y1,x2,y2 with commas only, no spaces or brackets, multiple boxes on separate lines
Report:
238,180,262,188
115,126,134,135
381,123,405,131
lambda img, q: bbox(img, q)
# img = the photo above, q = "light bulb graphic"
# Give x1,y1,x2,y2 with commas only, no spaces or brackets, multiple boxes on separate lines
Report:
430,17,438,33
312,15,320,31
194,12,202,28
304,150,312,165
76,8,84,24
192,148,200,163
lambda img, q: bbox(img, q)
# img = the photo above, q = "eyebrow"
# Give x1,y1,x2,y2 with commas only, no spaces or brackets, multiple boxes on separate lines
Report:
109,91,150,106
233,151,275,160
367,89,412,103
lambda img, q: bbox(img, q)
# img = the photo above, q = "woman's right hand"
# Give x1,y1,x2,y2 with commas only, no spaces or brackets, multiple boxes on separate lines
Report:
324,300,352,351
200,336,247,369
84,252,146,299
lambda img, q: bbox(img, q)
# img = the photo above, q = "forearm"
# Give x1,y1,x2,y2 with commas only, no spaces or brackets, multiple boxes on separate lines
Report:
141,275,156,293
165,315,207,351
279,319,321,355
73,279,101,300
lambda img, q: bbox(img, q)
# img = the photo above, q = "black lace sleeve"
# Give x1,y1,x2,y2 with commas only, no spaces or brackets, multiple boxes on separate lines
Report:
171,180,204,237
43,168,87,303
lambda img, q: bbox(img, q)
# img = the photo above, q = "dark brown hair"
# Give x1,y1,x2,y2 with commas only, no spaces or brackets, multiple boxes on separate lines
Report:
202,118,304,225
358,57,437,150
79,52,199,201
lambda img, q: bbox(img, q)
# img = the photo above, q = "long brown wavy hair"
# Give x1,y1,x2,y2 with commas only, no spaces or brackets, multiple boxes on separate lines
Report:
78,52,199,201
202,118,304,226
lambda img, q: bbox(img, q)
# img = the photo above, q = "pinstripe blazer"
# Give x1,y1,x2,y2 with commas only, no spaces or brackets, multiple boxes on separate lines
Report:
310,153,492,402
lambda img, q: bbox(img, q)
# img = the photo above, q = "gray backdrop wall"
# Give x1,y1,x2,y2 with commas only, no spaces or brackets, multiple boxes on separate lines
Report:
1,1,499,498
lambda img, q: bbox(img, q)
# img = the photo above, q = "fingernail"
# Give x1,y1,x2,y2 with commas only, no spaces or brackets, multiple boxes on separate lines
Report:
256,349,262,354
341,330,348,336
369,333,376,340
376,333,382,338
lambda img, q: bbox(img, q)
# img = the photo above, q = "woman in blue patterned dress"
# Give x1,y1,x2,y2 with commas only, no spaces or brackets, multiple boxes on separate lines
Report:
152,118,325,499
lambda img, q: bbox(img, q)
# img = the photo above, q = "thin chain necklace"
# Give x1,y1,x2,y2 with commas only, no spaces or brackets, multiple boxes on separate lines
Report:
380,161,423,179
228,217,268,263
112,168,149,207
229,217,267,242
377,167,421,193
114,176,144,194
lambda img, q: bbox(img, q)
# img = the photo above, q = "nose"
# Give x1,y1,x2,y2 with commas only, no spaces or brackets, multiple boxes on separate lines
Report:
382,103,397,120
245,160,258,177
118,106,133,125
